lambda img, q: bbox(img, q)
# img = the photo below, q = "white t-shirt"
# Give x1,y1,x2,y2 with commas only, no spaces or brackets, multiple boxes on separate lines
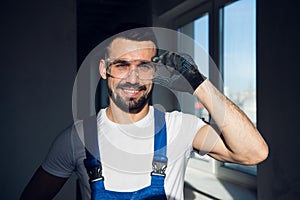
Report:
42,106,205,200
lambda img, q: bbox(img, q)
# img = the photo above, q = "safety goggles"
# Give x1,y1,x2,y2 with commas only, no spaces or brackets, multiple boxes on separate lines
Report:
105,59,158,80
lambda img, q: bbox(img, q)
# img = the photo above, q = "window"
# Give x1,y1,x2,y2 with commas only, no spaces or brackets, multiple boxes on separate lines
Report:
178,13,213,169
222,0,257,176
158,0,258,192
177,13,210,122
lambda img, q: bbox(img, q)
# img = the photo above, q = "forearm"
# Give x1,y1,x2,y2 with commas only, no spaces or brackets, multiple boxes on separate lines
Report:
194,80,268,164
20,166,67,200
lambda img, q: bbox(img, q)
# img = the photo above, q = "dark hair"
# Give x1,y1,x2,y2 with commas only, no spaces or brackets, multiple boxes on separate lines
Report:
105,23,158,58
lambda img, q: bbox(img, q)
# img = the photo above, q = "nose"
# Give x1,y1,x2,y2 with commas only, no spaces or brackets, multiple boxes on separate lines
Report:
125,67,139,84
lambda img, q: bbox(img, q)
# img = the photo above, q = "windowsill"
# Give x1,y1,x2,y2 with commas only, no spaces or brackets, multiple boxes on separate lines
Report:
184,163,257,200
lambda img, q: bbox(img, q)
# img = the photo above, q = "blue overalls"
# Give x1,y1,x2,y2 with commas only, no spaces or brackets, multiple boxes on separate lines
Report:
83,109,168,200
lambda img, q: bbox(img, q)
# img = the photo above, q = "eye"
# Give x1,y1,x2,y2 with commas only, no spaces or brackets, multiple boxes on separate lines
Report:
138,62,154,71
113,60,130,69
115,63,127,67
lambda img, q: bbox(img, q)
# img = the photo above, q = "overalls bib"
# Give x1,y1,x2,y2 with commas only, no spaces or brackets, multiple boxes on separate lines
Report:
83,109,168,200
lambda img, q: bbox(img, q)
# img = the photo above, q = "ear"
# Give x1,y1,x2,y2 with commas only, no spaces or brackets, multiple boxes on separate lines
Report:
99,59,107,79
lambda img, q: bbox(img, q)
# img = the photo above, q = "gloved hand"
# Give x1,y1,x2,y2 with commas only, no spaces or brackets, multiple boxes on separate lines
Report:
152,51,206,94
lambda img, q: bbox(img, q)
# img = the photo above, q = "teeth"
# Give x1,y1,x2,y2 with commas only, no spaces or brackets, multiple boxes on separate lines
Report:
123,89,139,94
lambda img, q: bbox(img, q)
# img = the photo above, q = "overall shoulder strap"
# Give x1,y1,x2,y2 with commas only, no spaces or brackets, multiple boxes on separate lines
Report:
83,115,100,163
83,115,104,182
153,108,167,157
152,108,168,176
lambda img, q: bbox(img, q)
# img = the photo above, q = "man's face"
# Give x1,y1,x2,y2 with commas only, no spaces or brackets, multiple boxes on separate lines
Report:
102,38,157,113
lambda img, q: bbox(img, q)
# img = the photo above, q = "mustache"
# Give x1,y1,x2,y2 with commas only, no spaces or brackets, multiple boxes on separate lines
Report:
116,83,147,91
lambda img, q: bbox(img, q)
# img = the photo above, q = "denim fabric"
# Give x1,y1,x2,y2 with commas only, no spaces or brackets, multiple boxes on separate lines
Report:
90,175,167,200
84,109,168,200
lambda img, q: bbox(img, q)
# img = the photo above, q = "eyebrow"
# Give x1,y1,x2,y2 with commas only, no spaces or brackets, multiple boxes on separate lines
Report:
137,60,152,66
110,59,130,65
109,59,152,65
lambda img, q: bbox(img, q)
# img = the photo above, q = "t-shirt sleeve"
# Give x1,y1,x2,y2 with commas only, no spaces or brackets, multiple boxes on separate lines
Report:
183,113,206,153
41,125,76,178
166,111,206,161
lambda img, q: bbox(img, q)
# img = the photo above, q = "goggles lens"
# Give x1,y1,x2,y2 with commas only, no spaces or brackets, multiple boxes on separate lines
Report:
106,59,156,80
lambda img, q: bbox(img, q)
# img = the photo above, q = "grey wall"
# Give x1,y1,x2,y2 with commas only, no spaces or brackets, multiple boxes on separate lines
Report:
0,0,153,199
257,0,300,199
0,0,77,199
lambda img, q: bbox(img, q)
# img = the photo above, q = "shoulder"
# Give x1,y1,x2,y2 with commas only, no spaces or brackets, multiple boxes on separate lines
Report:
165,110,205,129
149,106,205,130
41,121,85,178
51,121,84,149
164,110,206,148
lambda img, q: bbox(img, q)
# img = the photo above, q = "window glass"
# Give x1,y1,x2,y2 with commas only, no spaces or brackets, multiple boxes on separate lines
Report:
178,14,209,121
194,14,210,122
178,14,210,162
222,0,257,175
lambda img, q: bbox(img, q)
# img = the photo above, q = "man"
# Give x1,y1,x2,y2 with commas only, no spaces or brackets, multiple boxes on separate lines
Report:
21,27,268,199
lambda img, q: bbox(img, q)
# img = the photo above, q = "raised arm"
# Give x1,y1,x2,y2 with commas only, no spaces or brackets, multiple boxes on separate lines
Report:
192,80,268,165
153,51,268,165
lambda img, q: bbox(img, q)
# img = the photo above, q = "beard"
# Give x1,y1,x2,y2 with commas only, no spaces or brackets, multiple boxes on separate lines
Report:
107,82,152,113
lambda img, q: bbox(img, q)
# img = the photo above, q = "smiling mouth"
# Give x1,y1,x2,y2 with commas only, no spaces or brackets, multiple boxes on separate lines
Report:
123,88,140,94
117,83,147,98
121,88,143,98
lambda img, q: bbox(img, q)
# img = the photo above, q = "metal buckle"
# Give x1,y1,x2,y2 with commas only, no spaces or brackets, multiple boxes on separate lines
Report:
86,165,104,182
151,156,168,176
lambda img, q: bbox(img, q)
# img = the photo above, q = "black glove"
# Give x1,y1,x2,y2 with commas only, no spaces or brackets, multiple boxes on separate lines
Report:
152,51,206,94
